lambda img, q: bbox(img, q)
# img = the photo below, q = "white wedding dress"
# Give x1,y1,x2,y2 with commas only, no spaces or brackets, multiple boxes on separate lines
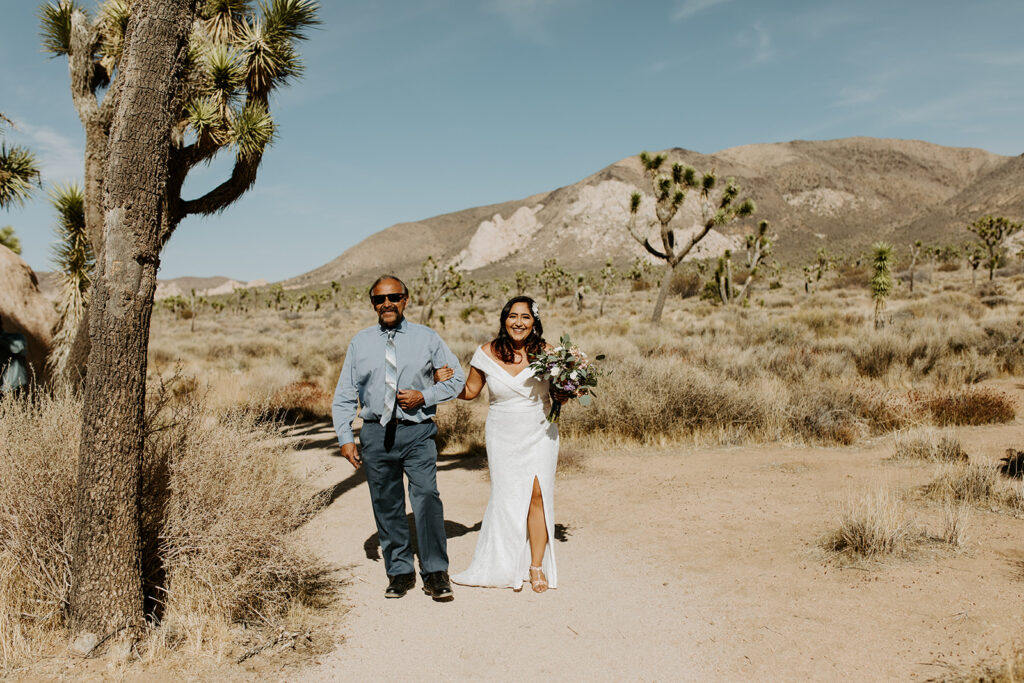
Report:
451,346,559,589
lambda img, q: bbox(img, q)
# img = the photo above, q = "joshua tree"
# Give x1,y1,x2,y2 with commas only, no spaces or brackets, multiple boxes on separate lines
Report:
907,240,922,293
0,114,41,209
514,270,530,296
574,275,586,311
47,183,95,377
539,258,569,304
967,215,1022,280
417,255,462,324
627,151,754,322
66,0,198,651
598,259,615,316
40,0,320,377
732,220,774,303
268,282,285,309
870,242,894,329
965,243,985,288
0,226,21,254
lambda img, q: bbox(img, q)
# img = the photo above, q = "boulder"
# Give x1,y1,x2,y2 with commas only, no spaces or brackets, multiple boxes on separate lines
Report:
0,245,56,384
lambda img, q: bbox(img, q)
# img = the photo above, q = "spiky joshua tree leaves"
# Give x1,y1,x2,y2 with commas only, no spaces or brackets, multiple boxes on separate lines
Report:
47,182,95,377
967,215,1022,281
713,220,775,306
0,226,22,254
627,151,755,322
870,242,894,330
0,113,42,210
417,255,462,324
39,0,320,379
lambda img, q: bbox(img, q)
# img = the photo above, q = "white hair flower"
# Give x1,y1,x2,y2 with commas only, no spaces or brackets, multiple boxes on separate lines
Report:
531,302,540,318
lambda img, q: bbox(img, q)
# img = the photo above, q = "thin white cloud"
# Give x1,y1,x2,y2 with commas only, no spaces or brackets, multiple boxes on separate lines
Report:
750,21,773,63
486,0,563,42
671,0,731,22
791,5,859,39
7,119,83,184
833,85,884,108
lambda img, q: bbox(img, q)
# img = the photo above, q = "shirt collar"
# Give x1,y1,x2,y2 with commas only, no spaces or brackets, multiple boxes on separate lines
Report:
378,317,407,336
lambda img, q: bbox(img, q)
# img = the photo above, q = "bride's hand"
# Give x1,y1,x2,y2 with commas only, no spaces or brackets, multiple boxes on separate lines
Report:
434,364,455,383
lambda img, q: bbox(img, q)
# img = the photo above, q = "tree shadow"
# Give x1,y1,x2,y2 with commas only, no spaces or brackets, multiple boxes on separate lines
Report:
437,444,488,472
364,515,483,562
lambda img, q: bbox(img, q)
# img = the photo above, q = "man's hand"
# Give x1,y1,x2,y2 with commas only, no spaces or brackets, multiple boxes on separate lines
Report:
340,442,361,468
397,389,425,410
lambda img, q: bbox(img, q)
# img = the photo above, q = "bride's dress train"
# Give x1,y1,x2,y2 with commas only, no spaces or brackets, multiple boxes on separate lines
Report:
451,346,559,589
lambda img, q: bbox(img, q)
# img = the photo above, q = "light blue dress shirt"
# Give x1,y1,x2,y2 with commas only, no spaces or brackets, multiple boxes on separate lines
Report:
332,318,466,445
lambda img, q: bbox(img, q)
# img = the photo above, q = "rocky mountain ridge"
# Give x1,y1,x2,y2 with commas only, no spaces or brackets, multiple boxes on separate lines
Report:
284,137,1022,288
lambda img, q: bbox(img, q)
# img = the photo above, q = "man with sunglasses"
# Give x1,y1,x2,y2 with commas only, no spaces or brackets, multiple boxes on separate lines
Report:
332,275,465,602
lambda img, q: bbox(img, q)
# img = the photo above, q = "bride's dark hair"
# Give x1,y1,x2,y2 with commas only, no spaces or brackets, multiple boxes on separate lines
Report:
492,296,545,364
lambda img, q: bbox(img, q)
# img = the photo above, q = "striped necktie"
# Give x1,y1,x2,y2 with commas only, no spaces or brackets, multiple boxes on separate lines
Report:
381,328,398,425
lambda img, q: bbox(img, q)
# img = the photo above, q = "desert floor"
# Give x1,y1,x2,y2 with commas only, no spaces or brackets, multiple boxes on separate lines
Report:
286,379,1024,682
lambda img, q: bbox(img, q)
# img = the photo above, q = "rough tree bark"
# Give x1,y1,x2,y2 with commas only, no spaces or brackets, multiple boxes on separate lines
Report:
68,0,197,652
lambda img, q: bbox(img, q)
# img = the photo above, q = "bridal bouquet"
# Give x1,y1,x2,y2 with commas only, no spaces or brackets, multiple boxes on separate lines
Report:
529,334,604,423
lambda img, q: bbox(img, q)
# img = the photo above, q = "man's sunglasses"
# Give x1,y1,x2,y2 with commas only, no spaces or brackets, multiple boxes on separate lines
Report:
370,293,406,305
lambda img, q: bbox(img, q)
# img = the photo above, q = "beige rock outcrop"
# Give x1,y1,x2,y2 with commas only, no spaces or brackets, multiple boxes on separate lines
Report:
0,245,56,384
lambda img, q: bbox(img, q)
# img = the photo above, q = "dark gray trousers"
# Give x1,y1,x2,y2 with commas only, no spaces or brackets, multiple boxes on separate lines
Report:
359,420,448,577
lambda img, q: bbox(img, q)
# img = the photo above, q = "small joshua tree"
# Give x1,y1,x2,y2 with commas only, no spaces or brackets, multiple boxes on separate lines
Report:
870,242,894,329
0,226,21,254
967,215,1022,280
627,151,754,322
0,113,41,209
713,220,774,306
907,240,922,293
417,255,462,324
965,244,984,288
539,258,569,304
598,259,615,316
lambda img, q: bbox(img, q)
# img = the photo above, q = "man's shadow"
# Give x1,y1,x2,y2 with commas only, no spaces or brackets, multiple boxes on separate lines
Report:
363,516,574,561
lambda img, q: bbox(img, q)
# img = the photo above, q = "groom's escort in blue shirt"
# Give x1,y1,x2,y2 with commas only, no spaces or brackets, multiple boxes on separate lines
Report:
332,316,465,591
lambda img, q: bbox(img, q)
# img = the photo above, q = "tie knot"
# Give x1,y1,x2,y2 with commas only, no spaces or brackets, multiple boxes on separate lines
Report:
387,329,396,341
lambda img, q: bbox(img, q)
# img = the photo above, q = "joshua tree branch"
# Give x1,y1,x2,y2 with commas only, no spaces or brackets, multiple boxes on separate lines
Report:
68,11,101,123
178,151,261,219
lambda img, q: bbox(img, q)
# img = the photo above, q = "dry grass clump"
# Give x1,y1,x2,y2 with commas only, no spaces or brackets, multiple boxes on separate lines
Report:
787,382,918,445
890,428,968,462
919,387,1016,426
941,502,970,547
0,385,336,672
923,461,1000,505
822,489,921,559
261,380,333,423
434,401,485,456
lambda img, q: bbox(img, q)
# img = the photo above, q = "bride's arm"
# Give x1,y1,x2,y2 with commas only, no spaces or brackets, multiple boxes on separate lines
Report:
458,366,485,400
433,364,485,400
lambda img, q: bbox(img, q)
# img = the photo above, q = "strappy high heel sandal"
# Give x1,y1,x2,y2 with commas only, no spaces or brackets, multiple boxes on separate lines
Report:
529,565,548,593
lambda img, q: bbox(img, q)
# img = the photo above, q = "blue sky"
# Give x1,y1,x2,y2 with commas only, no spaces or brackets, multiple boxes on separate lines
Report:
2,0,1023,281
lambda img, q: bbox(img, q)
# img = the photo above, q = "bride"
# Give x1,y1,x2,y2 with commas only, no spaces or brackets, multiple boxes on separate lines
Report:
435,296,563,592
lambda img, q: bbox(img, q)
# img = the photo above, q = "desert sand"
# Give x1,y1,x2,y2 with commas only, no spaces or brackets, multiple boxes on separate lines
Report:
289,380,1024,682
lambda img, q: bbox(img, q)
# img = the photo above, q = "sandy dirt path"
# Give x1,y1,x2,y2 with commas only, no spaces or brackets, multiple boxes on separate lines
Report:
290,403,1024,681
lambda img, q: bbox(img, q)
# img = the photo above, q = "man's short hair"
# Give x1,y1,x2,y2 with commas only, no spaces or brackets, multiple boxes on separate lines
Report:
368,274,409,298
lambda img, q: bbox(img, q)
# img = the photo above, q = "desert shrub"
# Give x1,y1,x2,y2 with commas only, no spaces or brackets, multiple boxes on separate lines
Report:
669,270,702,298
434,401,485,455
979,318,1024,374
262,381,333,423
851,333,904,378
999,449,1024,478
561,357,782,443
890,428,967,462
826,264,870,290
941,502,970,547
923,462,999,504
787,382,917,445
0,387,335,671
918,387,1016,425
822,489,920,558
937,262,960,271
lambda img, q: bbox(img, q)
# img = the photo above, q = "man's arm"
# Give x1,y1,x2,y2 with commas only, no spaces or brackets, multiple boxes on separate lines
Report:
419,334,465,407
332,342,360,445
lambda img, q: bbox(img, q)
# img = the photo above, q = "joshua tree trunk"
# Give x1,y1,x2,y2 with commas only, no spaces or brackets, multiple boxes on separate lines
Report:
68,0,196,652
651,264,675,323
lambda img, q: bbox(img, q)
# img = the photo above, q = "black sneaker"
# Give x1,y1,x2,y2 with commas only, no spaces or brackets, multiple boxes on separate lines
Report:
385,573,416,598
422,571,454,602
